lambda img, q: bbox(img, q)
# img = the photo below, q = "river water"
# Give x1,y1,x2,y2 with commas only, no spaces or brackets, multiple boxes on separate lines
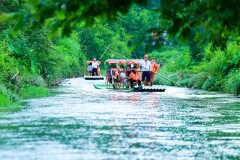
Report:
0,78,240,160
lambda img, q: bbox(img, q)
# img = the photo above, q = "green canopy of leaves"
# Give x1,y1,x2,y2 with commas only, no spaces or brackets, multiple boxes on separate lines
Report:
159,0,240,49
1,0,239,49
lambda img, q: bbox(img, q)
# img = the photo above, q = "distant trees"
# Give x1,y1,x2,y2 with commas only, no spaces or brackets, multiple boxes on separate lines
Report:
117,5,158,57
1,0,239,54
77,21,130,62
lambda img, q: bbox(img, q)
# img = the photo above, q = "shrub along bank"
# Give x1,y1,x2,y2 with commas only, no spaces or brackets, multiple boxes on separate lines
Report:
152,42,240,95
0,29,87,107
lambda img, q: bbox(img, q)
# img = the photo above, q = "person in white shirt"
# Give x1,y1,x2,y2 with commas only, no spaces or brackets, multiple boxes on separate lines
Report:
92,58,99,76
141,54,151,85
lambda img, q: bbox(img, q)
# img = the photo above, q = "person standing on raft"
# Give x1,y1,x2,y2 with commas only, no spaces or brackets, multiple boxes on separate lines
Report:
92,58,100,76
141,54,151,86
150,58,160,86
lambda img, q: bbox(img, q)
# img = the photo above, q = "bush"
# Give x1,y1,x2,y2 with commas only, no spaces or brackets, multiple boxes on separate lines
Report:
0,83,19,102
150,46,192,72
20,74,46,87
223,69,240,95
43,35,86,84
0,93,13,106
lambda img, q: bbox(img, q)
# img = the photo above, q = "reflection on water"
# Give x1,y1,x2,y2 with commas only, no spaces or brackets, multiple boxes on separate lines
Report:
0,78,240,160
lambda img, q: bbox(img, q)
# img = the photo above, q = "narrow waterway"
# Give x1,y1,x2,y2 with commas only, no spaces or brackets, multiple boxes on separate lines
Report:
0,78,240,160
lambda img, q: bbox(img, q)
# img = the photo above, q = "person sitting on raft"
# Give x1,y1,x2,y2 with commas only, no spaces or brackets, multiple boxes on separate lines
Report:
129,66,141,88
108,65,116,84
150,57,160,86
125,65,131,88
87,63,92,76
119,65,127,85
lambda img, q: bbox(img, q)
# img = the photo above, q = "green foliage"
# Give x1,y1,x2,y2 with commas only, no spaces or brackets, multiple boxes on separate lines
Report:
159,0,240,49
0,0,27,12
78,22,129,62
223,69,240,95
0,81,18,103
20,86,49,99
21,74,46,87
0,93,12,107
149,46,194,86
189,42,240,90
0,41,19,83
118,5,158,56
152,41,240,94
2,0,239,50
149,46,192,72
0,2,87,104
44,34,86,83
0,0,148,35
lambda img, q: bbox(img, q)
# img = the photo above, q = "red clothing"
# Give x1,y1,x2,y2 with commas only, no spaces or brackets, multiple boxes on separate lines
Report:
150,72,156,83
150,64,160,73
150,63,160,84
129,71,140,81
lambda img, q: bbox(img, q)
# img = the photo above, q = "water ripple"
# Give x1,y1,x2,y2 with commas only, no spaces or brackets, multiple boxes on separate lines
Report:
0,78,240,160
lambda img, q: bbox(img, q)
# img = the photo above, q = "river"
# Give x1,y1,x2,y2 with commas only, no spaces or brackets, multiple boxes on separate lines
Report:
0,78,240,160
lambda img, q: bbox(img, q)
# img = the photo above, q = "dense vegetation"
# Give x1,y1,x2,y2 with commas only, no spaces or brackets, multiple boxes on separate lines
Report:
0,0,239,106
152,42,240,95
0,2,87,105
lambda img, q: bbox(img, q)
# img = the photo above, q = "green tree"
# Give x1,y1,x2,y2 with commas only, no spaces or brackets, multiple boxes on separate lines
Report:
159,0,240,49
78,21,129,62
117,5,158,57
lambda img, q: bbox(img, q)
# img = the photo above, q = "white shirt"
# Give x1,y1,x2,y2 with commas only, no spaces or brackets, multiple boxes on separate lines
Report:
141,60,151,71
120,72,126,79
92,61,99,68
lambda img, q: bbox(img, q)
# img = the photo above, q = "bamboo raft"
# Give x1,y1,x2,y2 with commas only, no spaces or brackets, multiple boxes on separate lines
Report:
84,76,105,80
93,83,166,92
133,85,166,92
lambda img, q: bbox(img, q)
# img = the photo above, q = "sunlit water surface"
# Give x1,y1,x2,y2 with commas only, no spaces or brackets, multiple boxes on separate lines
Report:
0,78,240,160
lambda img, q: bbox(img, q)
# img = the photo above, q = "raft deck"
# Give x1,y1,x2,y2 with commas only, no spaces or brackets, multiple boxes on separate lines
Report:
93,83,166,92
84,76,105,80
133,85,166,92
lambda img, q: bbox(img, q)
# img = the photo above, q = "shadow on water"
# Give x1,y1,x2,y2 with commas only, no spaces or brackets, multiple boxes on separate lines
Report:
0,78,240,160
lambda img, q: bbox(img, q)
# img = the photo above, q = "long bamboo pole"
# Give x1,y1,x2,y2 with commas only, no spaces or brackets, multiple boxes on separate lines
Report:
100,45,111,60
105,46,181,87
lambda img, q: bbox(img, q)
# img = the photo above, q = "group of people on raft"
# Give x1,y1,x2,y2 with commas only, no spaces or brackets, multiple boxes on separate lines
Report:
108,54,161,88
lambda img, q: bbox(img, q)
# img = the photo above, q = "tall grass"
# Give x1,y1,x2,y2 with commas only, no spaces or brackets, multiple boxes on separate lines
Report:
223,69,240,95
0,93,12,106
150,42,240,95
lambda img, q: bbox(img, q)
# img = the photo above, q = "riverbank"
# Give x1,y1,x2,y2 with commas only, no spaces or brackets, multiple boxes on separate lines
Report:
152,43,240,96
0,32,86,108
0,86,50,108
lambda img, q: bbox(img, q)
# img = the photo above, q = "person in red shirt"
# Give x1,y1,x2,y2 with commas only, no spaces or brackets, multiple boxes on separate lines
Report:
150,58,160,86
